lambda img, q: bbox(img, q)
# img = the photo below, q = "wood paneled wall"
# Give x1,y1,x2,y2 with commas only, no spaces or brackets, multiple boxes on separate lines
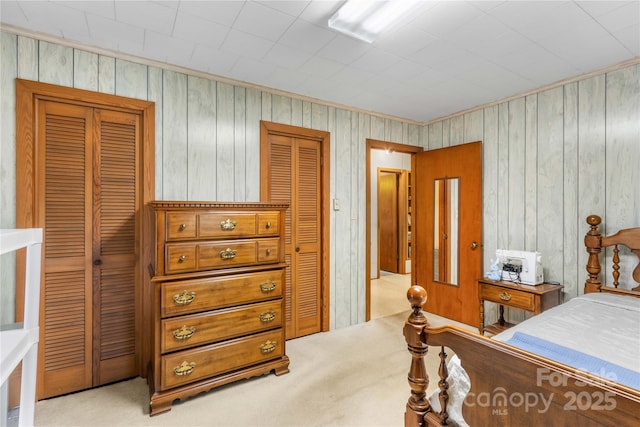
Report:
423,63,640,322
1,31,638,328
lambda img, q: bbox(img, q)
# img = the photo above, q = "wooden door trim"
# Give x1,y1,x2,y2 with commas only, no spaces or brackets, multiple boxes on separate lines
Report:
259,120,330,332
15,78,155,394
366,139,423,321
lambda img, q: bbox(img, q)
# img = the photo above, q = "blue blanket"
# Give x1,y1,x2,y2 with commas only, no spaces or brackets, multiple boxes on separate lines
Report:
505,332,640,390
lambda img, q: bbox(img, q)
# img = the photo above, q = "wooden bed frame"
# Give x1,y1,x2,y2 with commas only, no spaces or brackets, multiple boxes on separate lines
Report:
404,215,640,426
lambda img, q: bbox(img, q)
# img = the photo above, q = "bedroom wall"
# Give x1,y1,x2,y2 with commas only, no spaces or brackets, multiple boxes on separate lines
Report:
1,30,638,327
0,31,424,327
422,61,640,321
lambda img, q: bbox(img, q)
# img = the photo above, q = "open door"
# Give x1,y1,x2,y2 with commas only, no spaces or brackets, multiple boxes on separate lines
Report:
378,171,400,274
413,141,482,326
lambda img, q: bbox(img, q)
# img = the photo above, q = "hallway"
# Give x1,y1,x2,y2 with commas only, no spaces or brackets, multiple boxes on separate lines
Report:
371,271,411,320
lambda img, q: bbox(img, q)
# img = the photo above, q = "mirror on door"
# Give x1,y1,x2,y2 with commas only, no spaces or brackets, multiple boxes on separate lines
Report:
433,177,459,285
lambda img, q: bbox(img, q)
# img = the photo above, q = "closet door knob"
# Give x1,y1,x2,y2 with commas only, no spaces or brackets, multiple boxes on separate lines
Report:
93,259,102,266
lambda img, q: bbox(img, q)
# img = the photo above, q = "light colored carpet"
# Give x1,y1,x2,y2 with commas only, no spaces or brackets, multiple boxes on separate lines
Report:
370,272,412,320
32,309,469,427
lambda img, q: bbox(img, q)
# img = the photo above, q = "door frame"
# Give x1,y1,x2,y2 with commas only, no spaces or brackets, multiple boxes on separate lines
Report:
366,139,423,321
15,79,155,392
259,120,331,332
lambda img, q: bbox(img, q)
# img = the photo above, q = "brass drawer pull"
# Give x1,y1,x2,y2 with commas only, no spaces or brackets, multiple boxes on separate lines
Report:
220,219,236,231
260,280,277,292
220,248,237,259
265,221,271,229
172,325,196,340
266,249,272,256
173,361,196,376
259,311,276,323
178,255,187,263
173,290,196,305
178,223,187,231
499,292,512,302
260,340,277,354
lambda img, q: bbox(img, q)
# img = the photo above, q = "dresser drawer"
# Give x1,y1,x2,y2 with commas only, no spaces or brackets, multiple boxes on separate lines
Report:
165,211,282,241
161,329,284,389
199,212,257,239
257,212,280,236
161,269,284,317
165,244,197,273
165,239,281,274
257,239,280,263
161,300,283,353
166,212,197,240
480,284,535,311
198,240,258,270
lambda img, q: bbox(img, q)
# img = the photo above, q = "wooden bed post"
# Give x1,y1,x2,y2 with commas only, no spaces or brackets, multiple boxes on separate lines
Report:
404,286,431,427
584,215,603,293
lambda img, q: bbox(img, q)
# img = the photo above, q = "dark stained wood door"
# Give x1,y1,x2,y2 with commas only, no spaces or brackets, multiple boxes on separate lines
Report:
378,172,399,273
413,141,482,326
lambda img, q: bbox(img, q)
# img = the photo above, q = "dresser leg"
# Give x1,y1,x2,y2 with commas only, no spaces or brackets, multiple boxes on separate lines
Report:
273,356,290,376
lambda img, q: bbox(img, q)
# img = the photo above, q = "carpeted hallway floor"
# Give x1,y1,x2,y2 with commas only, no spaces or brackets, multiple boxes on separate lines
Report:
30,275,472,427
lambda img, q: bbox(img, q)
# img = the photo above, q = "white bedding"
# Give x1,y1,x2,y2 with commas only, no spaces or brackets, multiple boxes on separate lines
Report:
494,292,640,373
429,292,640,426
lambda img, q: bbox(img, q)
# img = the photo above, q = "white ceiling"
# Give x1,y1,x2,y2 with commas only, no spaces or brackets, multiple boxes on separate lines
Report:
1,1,638,123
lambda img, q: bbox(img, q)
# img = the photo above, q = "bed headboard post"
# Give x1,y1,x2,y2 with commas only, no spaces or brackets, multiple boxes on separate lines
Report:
404,286,431,427
584,215,603,293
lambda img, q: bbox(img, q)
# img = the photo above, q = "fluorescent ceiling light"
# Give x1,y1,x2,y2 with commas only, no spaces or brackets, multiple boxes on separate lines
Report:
328,0,421,43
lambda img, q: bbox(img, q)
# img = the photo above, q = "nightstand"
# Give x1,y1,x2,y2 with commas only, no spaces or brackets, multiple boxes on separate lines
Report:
478,279,564,336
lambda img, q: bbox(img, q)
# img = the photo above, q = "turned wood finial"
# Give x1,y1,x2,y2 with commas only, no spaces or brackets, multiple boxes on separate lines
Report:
407,285,428,309
586,214,601,227
584,215,603,293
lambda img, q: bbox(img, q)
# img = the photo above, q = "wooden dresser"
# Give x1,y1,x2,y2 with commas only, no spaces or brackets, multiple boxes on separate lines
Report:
148,201,290,415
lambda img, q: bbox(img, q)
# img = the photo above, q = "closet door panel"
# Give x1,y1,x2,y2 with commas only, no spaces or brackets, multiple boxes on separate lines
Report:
295,140,321,337
268,137,294,337
39,101,93,397
93,109,139,383
266,134,321,339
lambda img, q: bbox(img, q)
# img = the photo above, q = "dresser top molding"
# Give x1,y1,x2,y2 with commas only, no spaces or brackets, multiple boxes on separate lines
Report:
150,201,289,209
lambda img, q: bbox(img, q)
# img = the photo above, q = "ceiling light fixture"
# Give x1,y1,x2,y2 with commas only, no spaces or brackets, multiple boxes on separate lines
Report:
328,0,421,43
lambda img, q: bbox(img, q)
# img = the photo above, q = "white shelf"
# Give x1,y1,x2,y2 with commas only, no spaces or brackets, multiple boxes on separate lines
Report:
0,228,42,427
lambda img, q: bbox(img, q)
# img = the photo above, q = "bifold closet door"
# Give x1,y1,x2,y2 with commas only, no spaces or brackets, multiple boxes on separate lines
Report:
36,101,138,399
266,135,322,339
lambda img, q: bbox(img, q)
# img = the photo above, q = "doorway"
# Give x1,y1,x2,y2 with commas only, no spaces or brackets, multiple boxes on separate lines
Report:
366,140,422,321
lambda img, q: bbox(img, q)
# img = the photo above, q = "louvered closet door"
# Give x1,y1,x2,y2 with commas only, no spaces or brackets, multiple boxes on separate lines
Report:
36,101,138,399
38,101,93,397
268,135,322,339
93,109,138,384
